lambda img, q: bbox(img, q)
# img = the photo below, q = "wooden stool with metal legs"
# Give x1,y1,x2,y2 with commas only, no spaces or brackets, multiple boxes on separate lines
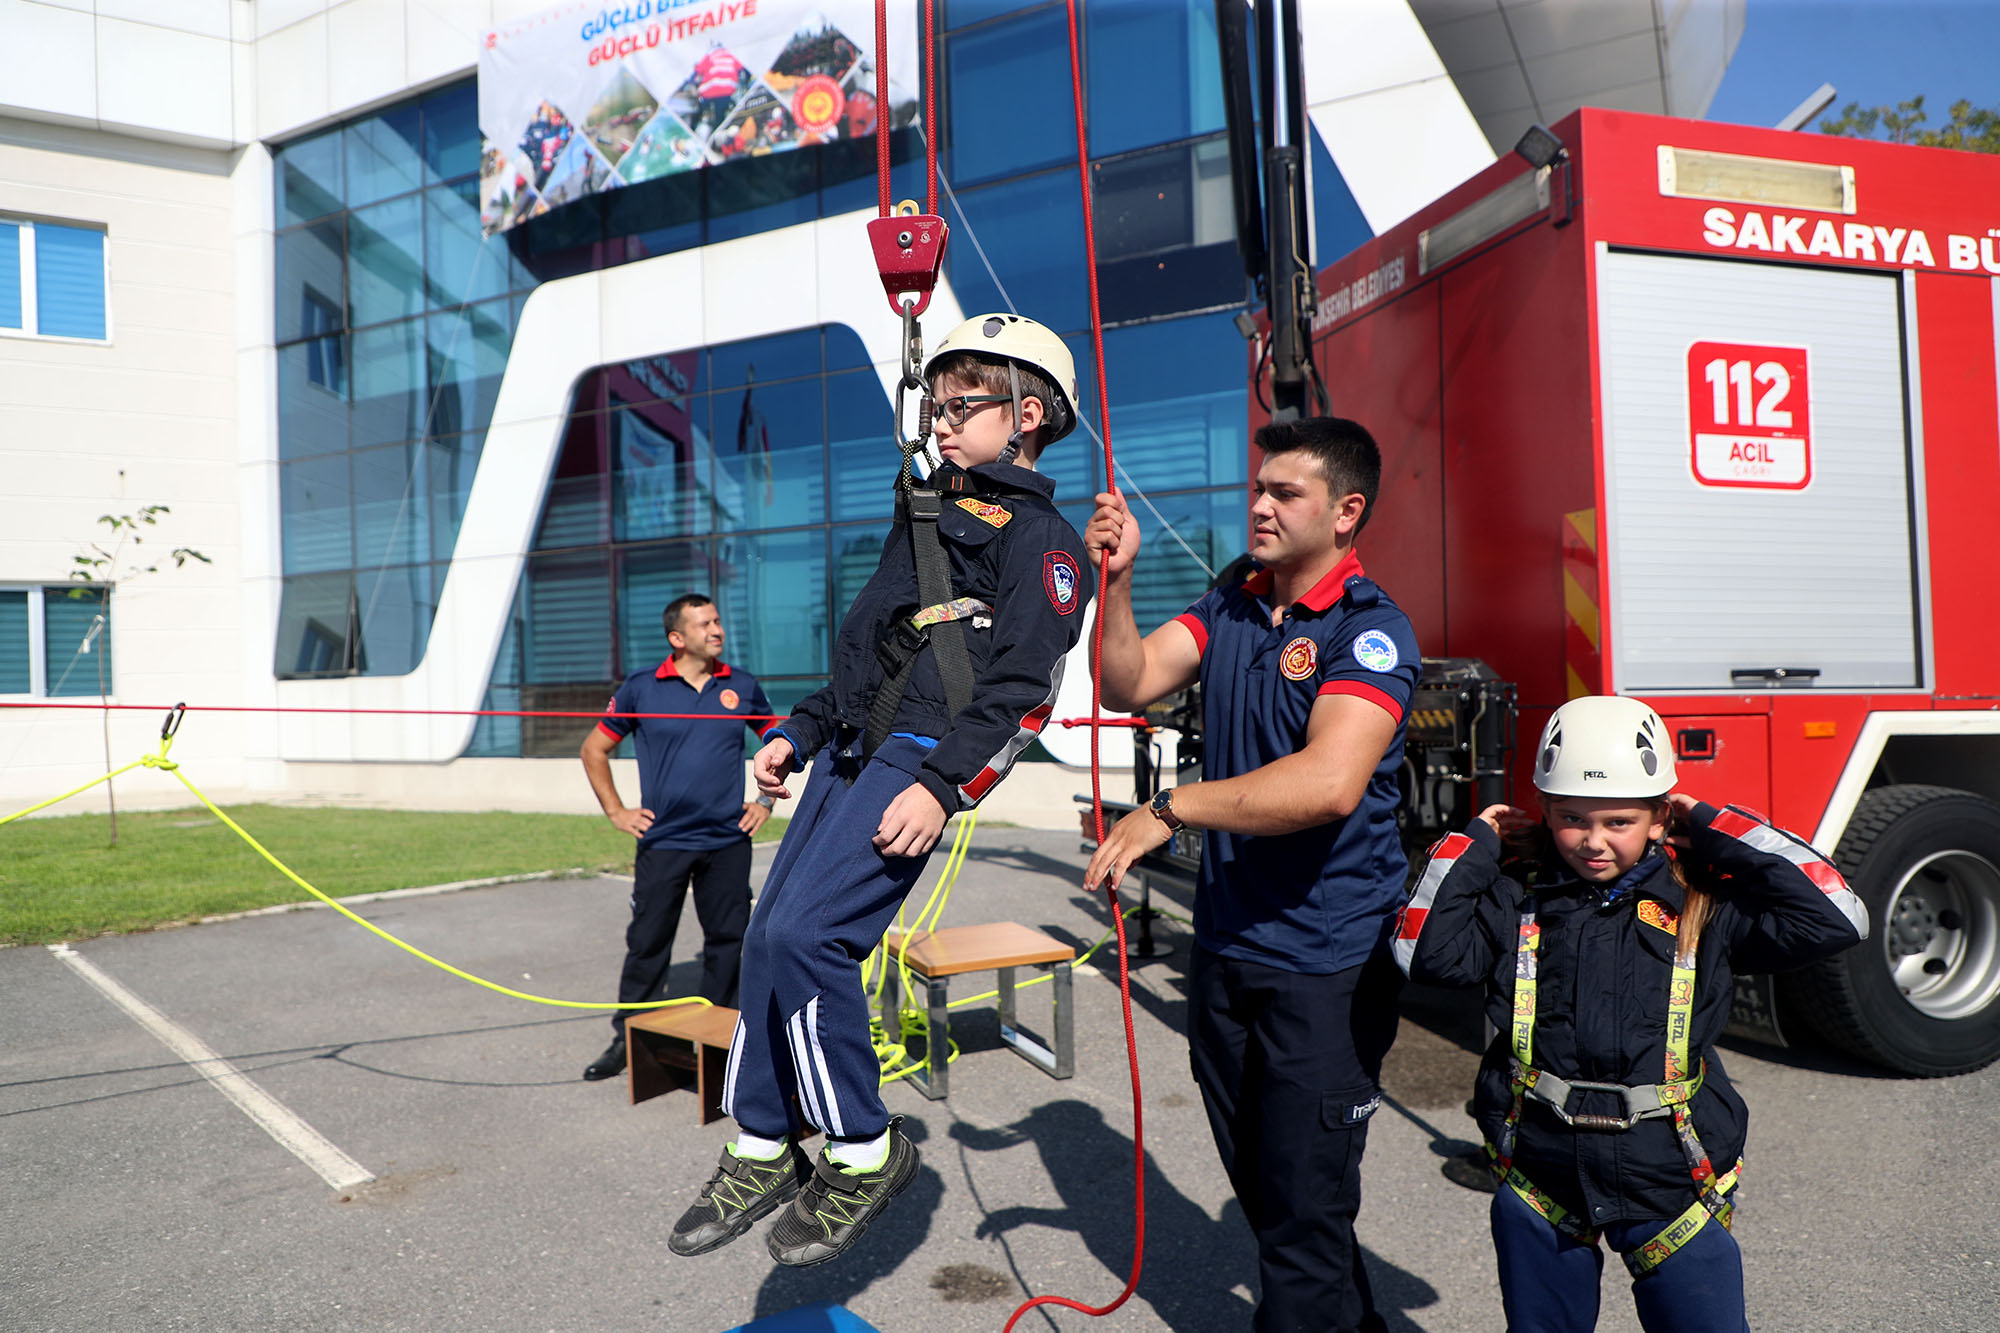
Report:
879,922,1076,1100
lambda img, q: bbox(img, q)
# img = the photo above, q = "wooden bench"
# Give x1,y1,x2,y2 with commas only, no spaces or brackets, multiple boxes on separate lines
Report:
878,922,1076,1101
625,1003,738,1123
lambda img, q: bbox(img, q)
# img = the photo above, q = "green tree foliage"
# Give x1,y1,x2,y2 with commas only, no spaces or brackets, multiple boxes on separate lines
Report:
1819,95,2000,154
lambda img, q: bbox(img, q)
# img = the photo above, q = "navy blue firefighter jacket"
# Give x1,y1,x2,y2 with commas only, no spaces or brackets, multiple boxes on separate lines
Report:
1395,802,1867,1227
773,460,1091,815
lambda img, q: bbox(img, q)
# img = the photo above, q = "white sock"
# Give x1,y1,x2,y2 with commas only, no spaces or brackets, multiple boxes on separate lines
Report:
826,1129,891,1172
730,1131,788,1161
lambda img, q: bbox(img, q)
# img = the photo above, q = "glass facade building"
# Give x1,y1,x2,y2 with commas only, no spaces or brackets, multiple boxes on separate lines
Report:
272,0,1373,759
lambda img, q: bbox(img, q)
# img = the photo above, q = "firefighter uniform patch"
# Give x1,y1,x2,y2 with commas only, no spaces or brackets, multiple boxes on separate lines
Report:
720,689,740,711
1638,899,1680,935
1043,551,1080,615
956,497,1013,528
1279,636,1318,680
1352,629,1400,672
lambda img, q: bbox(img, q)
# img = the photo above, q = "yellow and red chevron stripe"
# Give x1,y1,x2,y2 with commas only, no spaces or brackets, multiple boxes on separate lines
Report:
1563,508,1600,699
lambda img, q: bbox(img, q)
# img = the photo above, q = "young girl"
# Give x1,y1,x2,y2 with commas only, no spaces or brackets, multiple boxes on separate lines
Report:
1394,695,1867,1331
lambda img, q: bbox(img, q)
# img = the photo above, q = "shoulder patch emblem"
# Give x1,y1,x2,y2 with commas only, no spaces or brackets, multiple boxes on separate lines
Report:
1043,551,1080,615
1352,629,1400,673
719,688,740,711
1279,636,1318,680
1637,899,1679,935
604,696,618,713
956,497,1012,528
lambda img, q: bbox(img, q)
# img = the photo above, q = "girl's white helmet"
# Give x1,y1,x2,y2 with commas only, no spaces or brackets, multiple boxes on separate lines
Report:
923,313,1079,443
1532,695,1675,798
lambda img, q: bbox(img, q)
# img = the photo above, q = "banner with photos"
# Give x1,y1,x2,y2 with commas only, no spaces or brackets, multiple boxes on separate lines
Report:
477,0,919,236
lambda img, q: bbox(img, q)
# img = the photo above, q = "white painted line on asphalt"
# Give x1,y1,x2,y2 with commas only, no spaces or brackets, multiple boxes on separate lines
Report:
191,867,604,927
48,943,375,1191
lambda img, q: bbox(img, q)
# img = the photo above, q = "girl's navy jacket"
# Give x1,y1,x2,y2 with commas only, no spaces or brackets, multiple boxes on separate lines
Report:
1396,802,1867,1227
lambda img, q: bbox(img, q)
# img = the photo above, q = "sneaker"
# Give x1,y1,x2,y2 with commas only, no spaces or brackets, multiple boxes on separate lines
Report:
766,1118,920,1267
669,1143,804,1257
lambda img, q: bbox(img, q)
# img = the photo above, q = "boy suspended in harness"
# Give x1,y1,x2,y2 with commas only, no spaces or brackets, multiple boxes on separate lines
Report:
1395,695,1868,1332
667,313,1092,1268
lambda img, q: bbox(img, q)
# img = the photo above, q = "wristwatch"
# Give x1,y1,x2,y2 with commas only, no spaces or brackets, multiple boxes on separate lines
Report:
1148,787,1184,832
756,794,776,809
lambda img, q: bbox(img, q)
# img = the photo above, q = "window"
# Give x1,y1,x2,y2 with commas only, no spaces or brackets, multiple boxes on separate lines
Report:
0,218,109,341
273,80,537,678
0,586,113,697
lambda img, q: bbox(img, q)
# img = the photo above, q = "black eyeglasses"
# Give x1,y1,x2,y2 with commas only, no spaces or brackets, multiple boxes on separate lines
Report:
935,394,1010,426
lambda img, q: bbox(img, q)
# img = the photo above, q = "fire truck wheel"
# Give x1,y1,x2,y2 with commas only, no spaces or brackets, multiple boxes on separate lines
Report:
1784,785,2000,1077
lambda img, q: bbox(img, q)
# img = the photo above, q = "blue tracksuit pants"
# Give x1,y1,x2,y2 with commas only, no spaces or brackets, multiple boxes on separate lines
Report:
1491,1178,1750,1332
720,737,938,1142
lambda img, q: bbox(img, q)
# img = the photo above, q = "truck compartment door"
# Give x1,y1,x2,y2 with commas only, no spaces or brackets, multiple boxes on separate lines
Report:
1595,250,1922,692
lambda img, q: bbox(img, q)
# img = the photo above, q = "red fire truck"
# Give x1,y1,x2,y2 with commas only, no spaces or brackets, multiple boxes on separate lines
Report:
1248,107,2000,1077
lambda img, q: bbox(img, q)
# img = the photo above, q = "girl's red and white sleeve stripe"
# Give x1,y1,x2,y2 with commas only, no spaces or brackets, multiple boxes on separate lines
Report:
1393,832,1474,976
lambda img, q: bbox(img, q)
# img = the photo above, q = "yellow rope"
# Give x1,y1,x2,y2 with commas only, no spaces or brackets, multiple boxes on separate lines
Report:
869,811,977,1082
4,739,704,1015
0,756,151,827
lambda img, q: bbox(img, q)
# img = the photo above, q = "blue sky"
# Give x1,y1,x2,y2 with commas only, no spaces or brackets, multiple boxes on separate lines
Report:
1707,0,2000,130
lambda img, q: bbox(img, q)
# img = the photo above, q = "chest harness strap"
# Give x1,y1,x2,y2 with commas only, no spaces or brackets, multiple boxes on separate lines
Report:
862,483,987,758
1487,904,1743,1279
860,307,987,760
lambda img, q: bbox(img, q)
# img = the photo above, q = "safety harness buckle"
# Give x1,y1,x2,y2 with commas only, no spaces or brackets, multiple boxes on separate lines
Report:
1521,1067,1700,1132
867,202,949,318
877,617,931,675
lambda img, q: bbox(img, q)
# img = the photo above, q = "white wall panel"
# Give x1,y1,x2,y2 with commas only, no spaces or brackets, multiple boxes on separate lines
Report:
406,0,479,88
253,8,329,140
327,0,408,115
96,0,233,40
257,0,331,39
0,0,99,124
96,18,235,145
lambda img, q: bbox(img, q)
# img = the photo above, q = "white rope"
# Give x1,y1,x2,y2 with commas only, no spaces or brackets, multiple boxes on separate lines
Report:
933,154,1217,580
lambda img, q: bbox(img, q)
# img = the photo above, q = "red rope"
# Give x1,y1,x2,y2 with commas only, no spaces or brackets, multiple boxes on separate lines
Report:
875,0,891,217
876,0,940,219
923,0,938,217
1005,1,1146,1326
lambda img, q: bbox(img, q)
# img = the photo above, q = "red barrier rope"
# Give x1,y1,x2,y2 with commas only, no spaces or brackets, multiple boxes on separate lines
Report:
0,702,779,722
1004,1,1146,1326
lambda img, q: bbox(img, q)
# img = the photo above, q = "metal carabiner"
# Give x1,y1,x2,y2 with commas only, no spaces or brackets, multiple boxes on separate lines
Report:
899,298,925,391
161,701,187,741
892,299,934,487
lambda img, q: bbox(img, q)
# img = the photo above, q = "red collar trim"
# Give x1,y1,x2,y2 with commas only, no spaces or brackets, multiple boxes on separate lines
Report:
655,655,732,680
1241,550,1365,613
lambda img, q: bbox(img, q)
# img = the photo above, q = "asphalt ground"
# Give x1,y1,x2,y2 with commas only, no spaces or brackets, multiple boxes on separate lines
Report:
4,825,1997,1332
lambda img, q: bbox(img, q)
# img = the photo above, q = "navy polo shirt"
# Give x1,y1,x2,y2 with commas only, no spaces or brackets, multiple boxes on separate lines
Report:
1173,551,1421,974
597,658,778,851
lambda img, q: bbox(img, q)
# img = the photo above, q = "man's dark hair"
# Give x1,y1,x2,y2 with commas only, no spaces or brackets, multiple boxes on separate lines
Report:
1254,416,1382,534
662,593,714,640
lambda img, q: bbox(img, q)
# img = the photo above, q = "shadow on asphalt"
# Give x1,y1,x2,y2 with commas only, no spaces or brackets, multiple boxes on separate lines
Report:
941,1099,1440,1330
957,844,1091,891
0,1011,599,1116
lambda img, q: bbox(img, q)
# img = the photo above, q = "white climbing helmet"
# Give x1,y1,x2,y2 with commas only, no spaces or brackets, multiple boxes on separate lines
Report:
923,313,1079,443
1532,695,1676,798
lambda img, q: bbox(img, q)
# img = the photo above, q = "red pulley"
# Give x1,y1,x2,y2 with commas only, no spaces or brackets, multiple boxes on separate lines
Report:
866,209,949,316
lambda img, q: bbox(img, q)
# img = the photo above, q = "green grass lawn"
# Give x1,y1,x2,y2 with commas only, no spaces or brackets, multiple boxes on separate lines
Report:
0,805,788,948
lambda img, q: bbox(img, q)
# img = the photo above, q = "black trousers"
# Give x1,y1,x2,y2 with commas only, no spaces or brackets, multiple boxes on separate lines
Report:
1188,943,1403,1333
612,839,753,1036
